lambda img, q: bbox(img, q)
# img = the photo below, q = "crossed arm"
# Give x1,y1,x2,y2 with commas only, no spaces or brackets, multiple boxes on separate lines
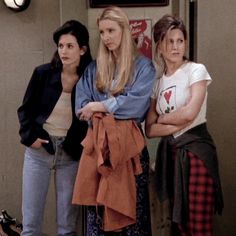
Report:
145,80,207,138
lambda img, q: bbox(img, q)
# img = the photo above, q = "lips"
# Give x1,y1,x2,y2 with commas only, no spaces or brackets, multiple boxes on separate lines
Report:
61,57,69,60
171,53,181,58
105,41,113,47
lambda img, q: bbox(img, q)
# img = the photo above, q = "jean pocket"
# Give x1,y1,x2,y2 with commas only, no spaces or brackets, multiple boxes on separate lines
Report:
42,139,55,155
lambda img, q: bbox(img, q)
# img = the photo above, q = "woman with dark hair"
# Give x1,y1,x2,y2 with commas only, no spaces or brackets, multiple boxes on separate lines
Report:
145,15,223,235
17,20,92,236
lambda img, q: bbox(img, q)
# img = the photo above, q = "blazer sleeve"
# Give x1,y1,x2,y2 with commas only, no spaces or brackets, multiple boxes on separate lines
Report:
17,67,45,146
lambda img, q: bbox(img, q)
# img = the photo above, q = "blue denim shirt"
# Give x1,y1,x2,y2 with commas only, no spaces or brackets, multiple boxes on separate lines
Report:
75,55,156,123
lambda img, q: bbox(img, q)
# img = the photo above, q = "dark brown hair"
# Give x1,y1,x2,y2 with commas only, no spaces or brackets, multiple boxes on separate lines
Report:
51,20,92,77
153,14,187,45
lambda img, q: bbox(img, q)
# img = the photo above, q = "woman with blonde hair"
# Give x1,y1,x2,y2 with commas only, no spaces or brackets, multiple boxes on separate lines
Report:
72,6,156,236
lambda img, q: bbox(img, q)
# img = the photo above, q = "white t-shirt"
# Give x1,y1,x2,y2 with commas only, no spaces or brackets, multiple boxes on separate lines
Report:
152,62,212,137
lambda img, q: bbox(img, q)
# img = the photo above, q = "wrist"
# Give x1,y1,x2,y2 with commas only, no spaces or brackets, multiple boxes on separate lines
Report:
89,102,98,112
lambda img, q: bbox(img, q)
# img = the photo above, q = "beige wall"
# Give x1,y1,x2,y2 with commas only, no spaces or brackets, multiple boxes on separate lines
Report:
0,1,59,235
0,0,235,235
197,1,236,235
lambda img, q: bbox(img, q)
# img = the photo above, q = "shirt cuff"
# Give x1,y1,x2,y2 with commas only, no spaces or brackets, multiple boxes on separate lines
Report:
101,97,118,114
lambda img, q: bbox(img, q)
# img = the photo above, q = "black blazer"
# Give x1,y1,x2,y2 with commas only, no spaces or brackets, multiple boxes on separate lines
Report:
17,63,88,160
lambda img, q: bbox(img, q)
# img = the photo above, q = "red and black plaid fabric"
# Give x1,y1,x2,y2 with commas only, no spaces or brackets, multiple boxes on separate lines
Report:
179,151,215,236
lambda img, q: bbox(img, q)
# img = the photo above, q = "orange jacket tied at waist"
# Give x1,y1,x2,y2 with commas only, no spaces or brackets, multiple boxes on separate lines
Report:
72,113,145,231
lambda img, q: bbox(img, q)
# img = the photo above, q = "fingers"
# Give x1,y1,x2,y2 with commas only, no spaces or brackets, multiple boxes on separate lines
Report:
78,106,93,121
38,138,49,144
78,110,89,121
79,115,88,121
78,108,85,120
31,138,49,149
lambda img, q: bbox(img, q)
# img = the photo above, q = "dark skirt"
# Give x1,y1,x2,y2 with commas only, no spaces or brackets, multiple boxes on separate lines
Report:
86,147,152,236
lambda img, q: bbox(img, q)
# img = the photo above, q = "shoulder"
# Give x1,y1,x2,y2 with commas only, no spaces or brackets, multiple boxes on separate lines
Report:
184,61,208,74
135,55,154,67
184,61,212,84
34,63,53,72
83,60,97,75
86,60,97,69
83,60,97,74
33,63,57,76
134,55,156,74
30,63,61,86
80,60,97,85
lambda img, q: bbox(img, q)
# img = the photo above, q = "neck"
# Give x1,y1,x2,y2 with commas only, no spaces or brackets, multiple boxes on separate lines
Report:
165,60,185,76
112,48,121,62
61,69,79,93
62,64,78,76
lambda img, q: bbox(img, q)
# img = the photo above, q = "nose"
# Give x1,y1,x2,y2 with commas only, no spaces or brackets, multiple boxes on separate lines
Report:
61,46,67,53
102,32,109,42
172,41,178,49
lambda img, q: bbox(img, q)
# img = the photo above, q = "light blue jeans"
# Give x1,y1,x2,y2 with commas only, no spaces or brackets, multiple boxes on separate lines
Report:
21,136,79,236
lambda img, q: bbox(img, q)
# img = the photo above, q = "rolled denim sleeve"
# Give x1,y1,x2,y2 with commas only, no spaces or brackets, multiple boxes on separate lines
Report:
101,96,118,113
102,56,156,121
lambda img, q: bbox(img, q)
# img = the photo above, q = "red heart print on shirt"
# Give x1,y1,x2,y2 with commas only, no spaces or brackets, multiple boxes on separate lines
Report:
164,91,172,104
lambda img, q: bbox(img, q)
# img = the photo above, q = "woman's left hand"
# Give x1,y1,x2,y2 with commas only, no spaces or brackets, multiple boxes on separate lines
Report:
78,103,94,121
78,102,107,121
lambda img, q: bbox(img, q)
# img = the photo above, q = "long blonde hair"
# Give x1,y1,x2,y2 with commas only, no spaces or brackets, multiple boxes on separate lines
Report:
96,6,138,95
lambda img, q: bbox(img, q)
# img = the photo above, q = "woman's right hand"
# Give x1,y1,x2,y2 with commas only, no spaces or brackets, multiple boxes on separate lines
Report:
31,138,49,149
